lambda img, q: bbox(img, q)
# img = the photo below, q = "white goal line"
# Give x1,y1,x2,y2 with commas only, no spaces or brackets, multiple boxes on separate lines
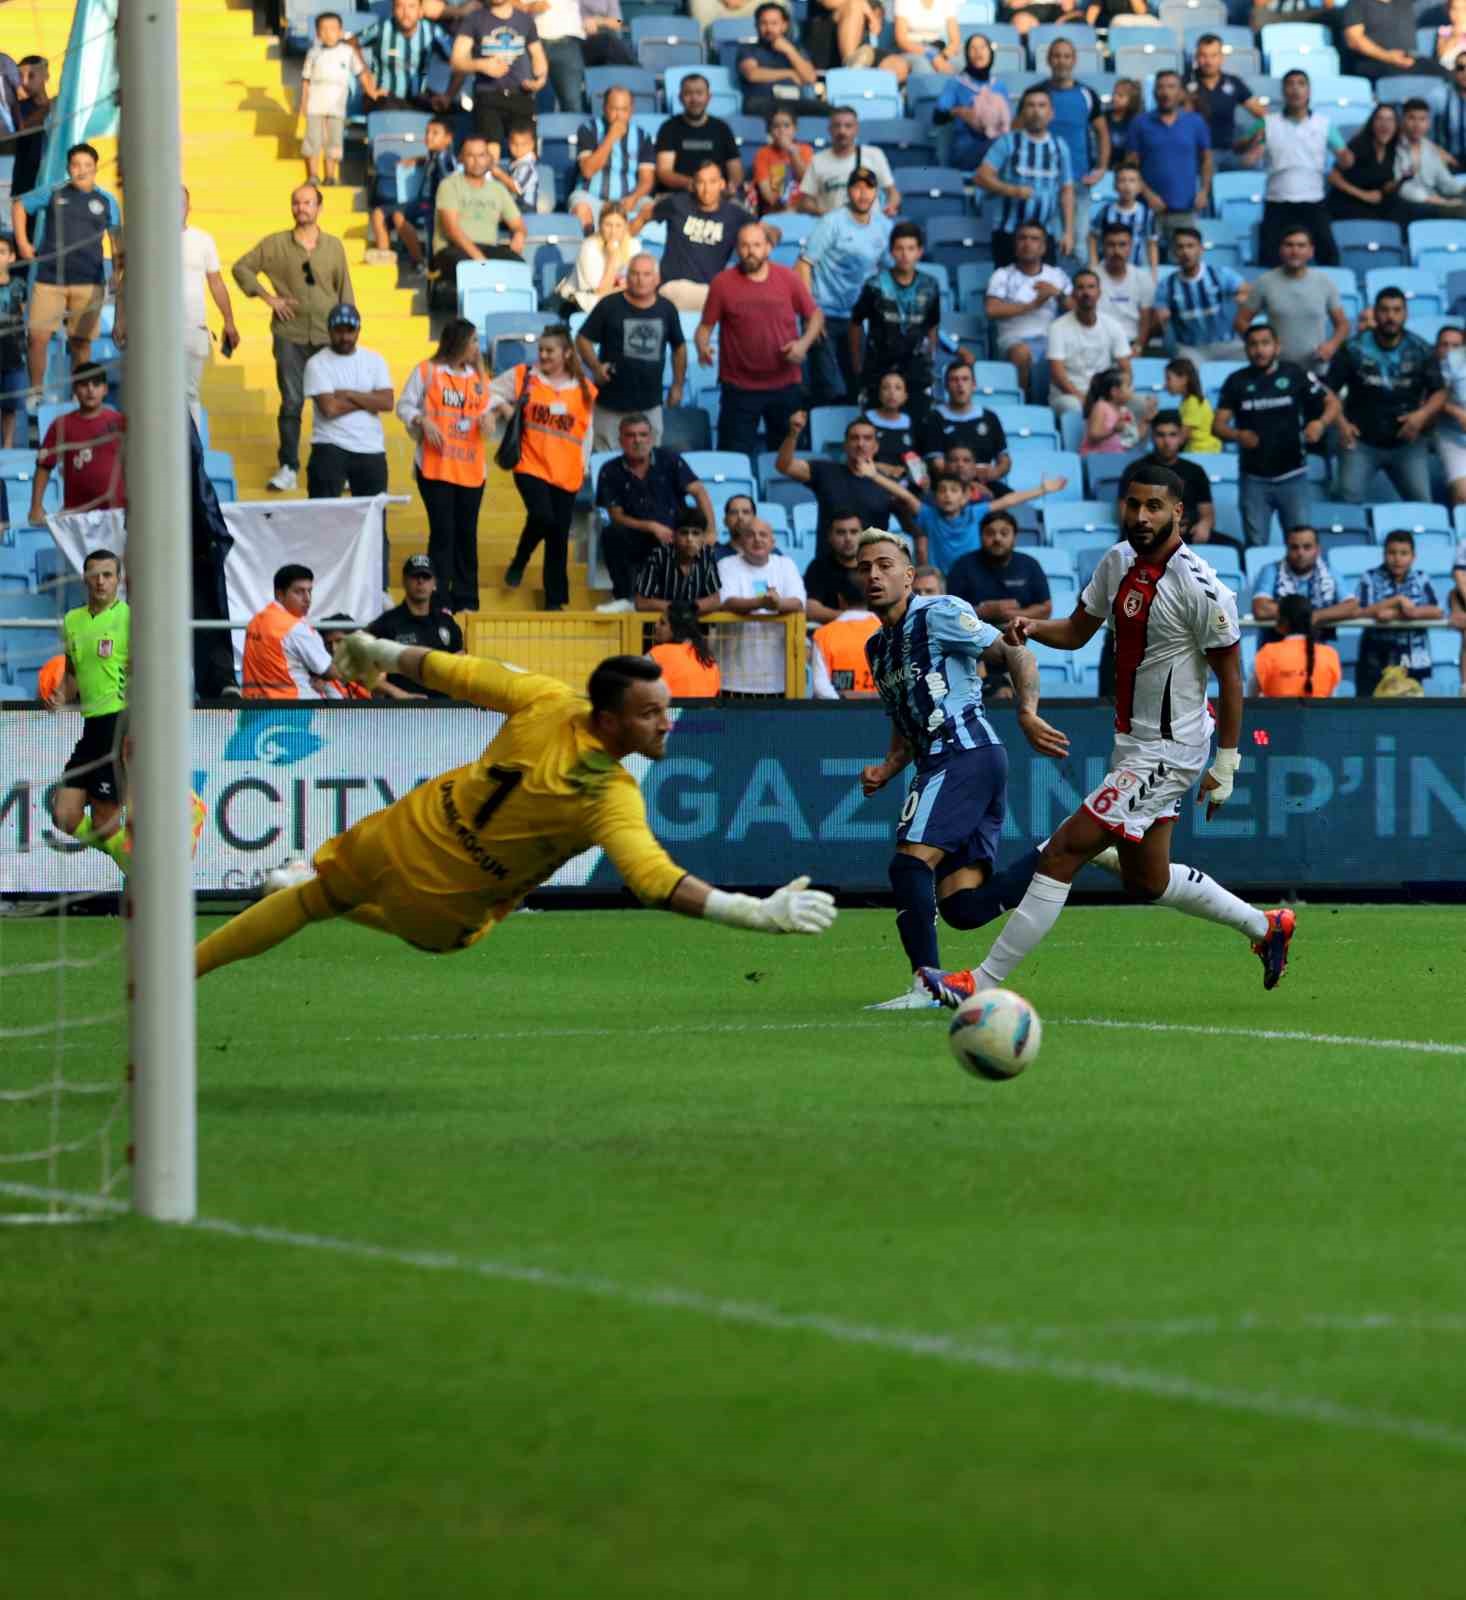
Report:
3,1176,1465,1458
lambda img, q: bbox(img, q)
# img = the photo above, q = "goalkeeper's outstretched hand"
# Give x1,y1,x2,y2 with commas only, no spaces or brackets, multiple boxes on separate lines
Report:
761,875,837,934
332,630,397,692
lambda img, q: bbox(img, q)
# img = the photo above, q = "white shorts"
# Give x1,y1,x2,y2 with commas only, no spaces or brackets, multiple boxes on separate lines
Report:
1083,735,1210,843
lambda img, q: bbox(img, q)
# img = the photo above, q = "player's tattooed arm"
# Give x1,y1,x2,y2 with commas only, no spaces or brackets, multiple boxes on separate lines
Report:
988,638,1070,759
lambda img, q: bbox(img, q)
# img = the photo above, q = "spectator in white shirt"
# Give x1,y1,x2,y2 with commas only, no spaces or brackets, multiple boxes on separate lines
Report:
528,0,589,113
715,517,807,695
1047,269,1132,418
882,0,962,81
983,220,1072,403
1094,220,1156,356
299,12,363,187
303,305,395,579
180,186,240,431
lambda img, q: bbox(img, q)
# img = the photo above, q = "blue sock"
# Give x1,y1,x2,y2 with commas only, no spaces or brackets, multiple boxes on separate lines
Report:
939,846,1042,931
888,853,939,972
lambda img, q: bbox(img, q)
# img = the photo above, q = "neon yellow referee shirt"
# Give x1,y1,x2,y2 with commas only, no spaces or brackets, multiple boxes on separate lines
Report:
62,597,130,719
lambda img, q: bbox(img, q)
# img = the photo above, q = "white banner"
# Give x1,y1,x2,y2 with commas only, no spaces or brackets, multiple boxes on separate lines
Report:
46,497,387,672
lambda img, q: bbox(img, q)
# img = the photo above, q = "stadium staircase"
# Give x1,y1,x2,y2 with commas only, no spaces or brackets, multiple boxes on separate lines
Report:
173,0,594,613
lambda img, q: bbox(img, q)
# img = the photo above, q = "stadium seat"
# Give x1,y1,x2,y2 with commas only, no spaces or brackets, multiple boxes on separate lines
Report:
762,209,816,246
631,13,702,48
1417,250,1466,288
587,66,658,114
480,312,560,375
862,119,937,166
997,405,1060,448
1429,627,1461,675
1341,244,1406,279
969,361,1023,404
1007,451,1082,499
763,477,817,511
956,262,995,313
1083,450,1142,501
1365,267,1444,318
1407,314,1465,346
1374,75,1445,106
1309,76,1375,115
824,69,904,123
926,216,993,282
204,449,237,504
1029,546,1078,579
1327,545,1379,585
809,406,860,459
1266,45,1339,78
1113,42,1183,78
1165,0,1229,32
1131,358,1170,401
791,501,819,552
683,451,757,495
457,259,536,319
661,406,712,454
1043,502,1121,542
1205,545,1244,587
1184,452,1238,486
1244,543,1286,584
1311,501,1372,540
708,15,759,57
1199,360,1244,405
795,117,835,152
890,167,970,226
1369,503,1453,539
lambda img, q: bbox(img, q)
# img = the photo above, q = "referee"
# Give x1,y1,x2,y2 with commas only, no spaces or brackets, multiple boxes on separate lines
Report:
48,548,131,872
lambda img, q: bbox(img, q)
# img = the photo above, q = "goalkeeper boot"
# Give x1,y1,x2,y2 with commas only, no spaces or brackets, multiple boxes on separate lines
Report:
865,975,942,1011
1253,908,1296,991
262,860,313,897
915,966,978,1010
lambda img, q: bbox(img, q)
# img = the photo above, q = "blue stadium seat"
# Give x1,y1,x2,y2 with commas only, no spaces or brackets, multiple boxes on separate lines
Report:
763,477,817,511
1341,245,1405,279
1311,501,1372,540
1183,451,1238,486
824,69,904,122
791,502,819,552
810,406,860,458
891,166,970,226
996,404,1060,448
1029,546,1078,578
1405,314,1465,346
1369,503,1453,538
1374,75,1445,106
1007,451,1082,499
1266,45,1339,77
1131,358,1170,401
640,40,705,73
1199,360,1245,405
590,68,658,115
969,360,1023,404
1327,545,1380,585
1408,220,1465,266
1244,543,1285,584
481,312,561,376
1113,41,1184,78
1083,449,1143,500
1309,76,1375,114
683,450,757,494
862,119,937,166
761,209,817,246
203,449,237,504
1417,250,1466,287
661,406,712,454
1043,502,1121,543
457,259,536,319
1365,267,1443,318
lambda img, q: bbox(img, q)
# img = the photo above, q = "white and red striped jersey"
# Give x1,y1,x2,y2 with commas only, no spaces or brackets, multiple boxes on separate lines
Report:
1081,541,1240,745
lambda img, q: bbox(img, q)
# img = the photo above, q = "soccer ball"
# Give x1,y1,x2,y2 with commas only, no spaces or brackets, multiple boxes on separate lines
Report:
947,989,1041,1081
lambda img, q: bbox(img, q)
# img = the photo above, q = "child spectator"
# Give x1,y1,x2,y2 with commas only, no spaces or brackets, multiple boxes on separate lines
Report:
1249,594,1341,698
1090,159,1157,274
0,234,26,447
299,12,362,187
1164,356,1219,452
490,122,541,214
1354,530,1443,697
751,109,813,216
30,363,126,519
1104,78,1142,169
366,116,456,271
914,467,1065,569
1080,366,1148,455
649,602,722,697
863,370,923,487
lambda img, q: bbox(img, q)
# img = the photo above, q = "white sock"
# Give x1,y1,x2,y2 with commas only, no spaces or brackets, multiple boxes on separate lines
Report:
975,873,1071,986
1159,863,1268,941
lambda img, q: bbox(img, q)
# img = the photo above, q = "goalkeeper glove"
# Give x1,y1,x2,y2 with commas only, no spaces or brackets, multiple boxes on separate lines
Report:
332,631,405,691
704,876,837,935
1203,748,1240,809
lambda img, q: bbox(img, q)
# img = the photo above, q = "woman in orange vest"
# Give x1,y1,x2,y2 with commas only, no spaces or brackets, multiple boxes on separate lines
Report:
491,325,597,613
396,317,492,614
1250,595,1341,699
649,602,721,698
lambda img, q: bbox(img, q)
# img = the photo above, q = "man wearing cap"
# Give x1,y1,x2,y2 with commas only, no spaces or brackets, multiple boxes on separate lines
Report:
797,166,893,407
303,303,394,505
367,554,465,700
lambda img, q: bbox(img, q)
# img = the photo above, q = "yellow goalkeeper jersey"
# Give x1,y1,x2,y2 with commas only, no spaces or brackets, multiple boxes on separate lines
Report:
387,652,687,909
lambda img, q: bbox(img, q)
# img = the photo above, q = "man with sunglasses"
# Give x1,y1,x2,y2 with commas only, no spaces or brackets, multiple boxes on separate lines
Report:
30,361,125,523
233,182,355,492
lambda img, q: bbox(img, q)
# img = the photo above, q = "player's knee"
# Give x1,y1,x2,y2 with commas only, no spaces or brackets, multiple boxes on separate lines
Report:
938,891,982,929
888,853,933,895
1121,868,1166,903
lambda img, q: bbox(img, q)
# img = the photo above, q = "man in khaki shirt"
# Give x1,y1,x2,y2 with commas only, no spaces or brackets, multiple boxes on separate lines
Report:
431,135,527,289
232,183,355,491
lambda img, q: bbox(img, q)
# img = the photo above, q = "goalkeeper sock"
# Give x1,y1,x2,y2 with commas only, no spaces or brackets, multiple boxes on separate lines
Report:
1159,863,1268,941
939,846,1042,931
889,853,939,972
974,873,1071,987
75,814,130,873
195,878,336,978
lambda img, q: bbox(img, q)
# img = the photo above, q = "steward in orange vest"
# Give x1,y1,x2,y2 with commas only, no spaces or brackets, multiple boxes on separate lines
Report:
811,610,880,699
242,564,335,699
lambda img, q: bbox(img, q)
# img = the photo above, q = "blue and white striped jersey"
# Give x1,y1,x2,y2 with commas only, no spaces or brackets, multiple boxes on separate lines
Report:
865,594,1002,759
1091,196,1157,266
1160,262,1244,348
982,131,1074,235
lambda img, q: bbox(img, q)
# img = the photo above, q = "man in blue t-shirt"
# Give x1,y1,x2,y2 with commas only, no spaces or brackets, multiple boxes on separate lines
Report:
1127,72,1212,240
797,168,893,405
15,140,123,399
1038,38,1108,209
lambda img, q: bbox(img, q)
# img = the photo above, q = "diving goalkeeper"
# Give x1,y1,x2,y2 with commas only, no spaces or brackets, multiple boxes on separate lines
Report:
194,641,837,978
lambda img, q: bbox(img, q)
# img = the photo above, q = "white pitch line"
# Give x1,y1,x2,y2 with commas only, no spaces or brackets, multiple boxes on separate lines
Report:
3,1179,1465,1456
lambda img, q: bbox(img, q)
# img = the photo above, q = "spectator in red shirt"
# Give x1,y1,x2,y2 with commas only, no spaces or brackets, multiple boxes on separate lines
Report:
695,218,824,460
30,362,125,522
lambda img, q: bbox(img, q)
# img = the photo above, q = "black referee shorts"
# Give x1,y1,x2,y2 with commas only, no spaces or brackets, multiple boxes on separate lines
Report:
63,711,123,804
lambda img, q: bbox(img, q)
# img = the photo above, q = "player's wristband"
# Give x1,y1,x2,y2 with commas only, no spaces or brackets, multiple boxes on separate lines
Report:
703,888,768,932
1206,747,1240,806
362,637,407,673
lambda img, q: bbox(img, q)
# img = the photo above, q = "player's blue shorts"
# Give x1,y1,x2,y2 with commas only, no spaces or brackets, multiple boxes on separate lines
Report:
896,743,1009,872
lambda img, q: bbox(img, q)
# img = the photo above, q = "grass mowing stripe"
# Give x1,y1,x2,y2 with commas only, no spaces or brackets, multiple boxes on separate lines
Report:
6,1178,1466,1457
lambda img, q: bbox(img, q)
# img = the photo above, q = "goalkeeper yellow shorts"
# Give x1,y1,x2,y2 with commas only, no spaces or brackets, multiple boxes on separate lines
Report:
313,803,514,954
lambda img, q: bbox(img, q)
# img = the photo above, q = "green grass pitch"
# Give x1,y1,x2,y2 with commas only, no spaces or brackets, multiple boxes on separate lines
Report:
5,904,1466,1598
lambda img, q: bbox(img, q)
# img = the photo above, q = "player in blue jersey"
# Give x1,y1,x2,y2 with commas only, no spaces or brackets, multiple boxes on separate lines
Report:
856,529,1071,1010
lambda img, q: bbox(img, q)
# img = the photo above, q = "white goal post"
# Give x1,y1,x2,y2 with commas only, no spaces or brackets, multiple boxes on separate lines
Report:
118,0,196,1222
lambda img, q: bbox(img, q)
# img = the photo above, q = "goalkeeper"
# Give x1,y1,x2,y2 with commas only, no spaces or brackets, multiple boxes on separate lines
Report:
195,642,837,978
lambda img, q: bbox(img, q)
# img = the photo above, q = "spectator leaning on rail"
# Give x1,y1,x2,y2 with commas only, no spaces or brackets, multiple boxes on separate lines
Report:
635,509,724,615
1248,594,1342,698
1354,530,1444,697
233,182,355,494
595,412,716,612
368,554,466,701
1250,524,1354,643
648,602,722,698
242,564,337,699
715,517,808,698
